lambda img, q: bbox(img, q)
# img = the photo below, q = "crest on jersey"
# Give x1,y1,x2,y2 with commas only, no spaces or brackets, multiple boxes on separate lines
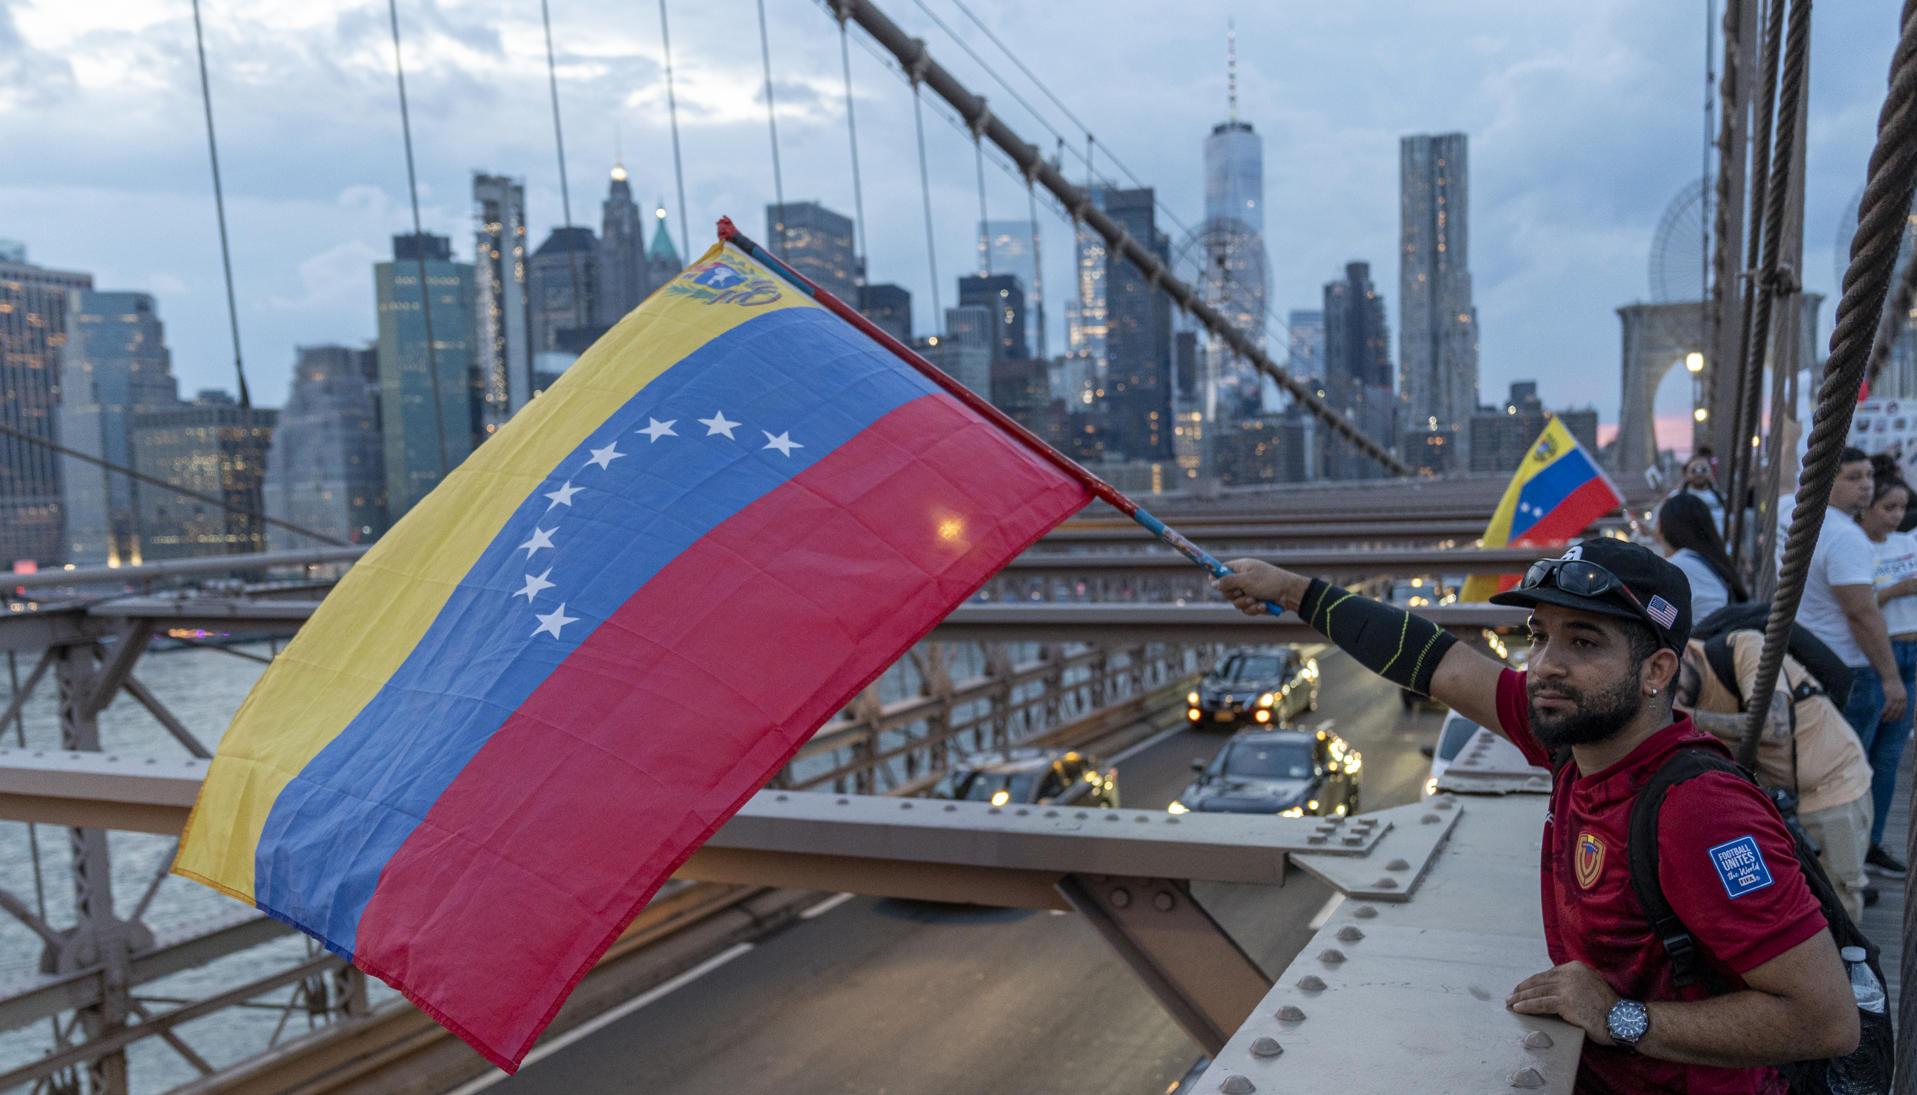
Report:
1575,830,1605,889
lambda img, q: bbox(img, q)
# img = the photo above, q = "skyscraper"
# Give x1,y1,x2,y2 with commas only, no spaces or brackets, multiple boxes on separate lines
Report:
57,291,180,564
0,248,92,566
265,344,386,549
1067,204,1109,373
936,304,995,397
979,219,1042,357
957,273,1028,362
1286,310,1325,383
473,173,532,435
1101,188,1174,460
766,201,857,303
376,232,477,519
1399,132,1479,466
133,391,276,560
1323,262,1395,480
859,283,912,344
528,226,603,355
644,200,682,291
598,162,647,323
1192,26,1271,453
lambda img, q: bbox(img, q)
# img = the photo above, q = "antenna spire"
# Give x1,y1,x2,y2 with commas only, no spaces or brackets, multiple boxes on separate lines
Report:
1227,19,1238,123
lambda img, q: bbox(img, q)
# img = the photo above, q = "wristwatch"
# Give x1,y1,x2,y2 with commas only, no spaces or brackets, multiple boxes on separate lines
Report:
1605,999,1650,1048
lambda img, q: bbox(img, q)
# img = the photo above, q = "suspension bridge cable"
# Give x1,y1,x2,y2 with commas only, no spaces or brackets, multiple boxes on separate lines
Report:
540,0,585,339
188,0,250,410
756,0,788,252
0,422,346,546
973,135,990,275
1702,0,1715,353
1742,0,1917,769
658,0,692,258
384,0,449,478
1727,0,1797,569
1026,176,1047,359
834,9,871,280
911,79,943,320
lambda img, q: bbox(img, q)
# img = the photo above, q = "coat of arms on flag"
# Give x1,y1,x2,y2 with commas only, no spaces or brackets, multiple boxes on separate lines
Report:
1460,417,1626,602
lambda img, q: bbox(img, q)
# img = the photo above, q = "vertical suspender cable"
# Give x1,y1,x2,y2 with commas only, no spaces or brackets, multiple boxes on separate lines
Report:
911,79,942,321
1027,178,1047,360
974,136,991,276
836,7,870,281
1703,0,1716,353
189,0,250,409
755,0,787,252
658,0,692,259
385,0,449,477
540,0,585,336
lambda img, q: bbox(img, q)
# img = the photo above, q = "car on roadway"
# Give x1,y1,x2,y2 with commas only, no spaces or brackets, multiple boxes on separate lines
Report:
1167,727,1361,818
927,748,1119,808
1186,647,1320,728
1422,711,1486,798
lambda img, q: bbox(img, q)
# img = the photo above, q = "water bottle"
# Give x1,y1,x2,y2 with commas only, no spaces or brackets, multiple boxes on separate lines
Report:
1824,947,1887,1095
1843,947,1885,1013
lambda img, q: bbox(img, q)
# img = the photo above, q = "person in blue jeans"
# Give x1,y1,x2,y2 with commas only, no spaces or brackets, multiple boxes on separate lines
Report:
1861,463,1915,878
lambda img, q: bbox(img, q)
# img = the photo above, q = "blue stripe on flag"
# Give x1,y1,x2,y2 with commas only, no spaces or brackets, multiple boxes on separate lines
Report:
1510,448,1602,542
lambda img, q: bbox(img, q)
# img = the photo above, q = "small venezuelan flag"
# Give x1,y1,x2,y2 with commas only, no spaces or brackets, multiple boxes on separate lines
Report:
1459,416,1624,601
172,235,1091,1070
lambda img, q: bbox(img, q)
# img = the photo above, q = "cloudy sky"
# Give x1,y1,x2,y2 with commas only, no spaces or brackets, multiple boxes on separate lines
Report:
0,0,1899,436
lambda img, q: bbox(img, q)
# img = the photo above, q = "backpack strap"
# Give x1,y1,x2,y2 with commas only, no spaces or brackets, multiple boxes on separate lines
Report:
1626,748,1746,989
1702,631,1744,708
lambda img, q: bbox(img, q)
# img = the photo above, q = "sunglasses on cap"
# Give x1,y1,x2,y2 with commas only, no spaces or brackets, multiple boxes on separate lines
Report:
1518,557,1661,632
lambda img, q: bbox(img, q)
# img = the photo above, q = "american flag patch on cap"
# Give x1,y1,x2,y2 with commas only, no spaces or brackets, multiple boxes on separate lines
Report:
1646,594,1678,629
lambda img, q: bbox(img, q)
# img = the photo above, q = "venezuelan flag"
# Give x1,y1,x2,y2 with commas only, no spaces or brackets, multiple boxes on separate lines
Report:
1459,417,1624,601
172,237,1090,1069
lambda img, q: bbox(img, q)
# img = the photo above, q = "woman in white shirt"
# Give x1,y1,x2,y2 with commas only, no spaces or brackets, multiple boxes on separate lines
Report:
1656,492,1747,622
1860,470,1915,877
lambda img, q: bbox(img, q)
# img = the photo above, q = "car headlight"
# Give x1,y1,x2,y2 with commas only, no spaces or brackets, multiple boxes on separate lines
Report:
1187,690,1200,706
1167,800,1189,815
1257,692,1275,708
1423,776,1439,797
1278,806,1305,818
1306,799,1319,812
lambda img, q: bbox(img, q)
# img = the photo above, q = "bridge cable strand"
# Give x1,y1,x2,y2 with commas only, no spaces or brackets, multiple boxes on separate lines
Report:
911,79,943,320
0,422,347,546
658,0,692,261
384,0,449,478
974,135,990,275
1740,0,1917,770
1863,226,1917,392
1702,0,1715,357
756,0,788,252
835,9,871,279
1725,0,1792,572
188,0,250,410
1708,0,1747,448
835,0,1401,469
1026,177,1047,359
540,0,584,343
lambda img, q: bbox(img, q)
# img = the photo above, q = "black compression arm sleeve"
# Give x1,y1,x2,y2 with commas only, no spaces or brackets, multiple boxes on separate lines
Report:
1297,578,1458,697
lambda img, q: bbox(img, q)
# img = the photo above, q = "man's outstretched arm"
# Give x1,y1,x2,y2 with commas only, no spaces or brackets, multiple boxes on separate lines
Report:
1215,558,1509,736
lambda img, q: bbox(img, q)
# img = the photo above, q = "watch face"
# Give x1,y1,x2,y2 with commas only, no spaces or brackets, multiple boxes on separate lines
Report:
1607,1000,1649,1045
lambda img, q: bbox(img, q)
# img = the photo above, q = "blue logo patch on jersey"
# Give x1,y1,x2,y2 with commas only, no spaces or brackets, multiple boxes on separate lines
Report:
1708,835,1774,899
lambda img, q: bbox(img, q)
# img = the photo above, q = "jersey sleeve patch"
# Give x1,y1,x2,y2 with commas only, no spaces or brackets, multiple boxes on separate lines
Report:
1708,835,1775,899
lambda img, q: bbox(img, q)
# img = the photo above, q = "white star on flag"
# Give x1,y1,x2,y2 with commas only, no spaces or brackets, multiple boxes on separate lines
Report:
638,417,678,443
531,603,578,639
513,568,555,602
543,482,581,510
519,527,556,557
761,430,803,457
698,411,741,439
585,443,625,470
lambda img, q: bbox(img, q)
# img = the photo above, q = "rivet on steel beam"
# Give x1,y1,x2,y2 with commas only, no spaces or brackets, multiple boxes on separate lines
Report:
1318,948,1346,964
1385,858,1410,871
1307,835,1328,845
1273,1005,1306,1023
776,794,789,801
1249,1037,1284,1058
1435,797,1455,810
1045,809,1059,817
1375,877,1399,889
1324,816,1345,826
1015,808,1030,816
1295,974,1326,992
1422,813,1442,824
1341,835,1364,846
943,804,957,812
989,807,1002,814
1153,891,1174,911
1075,811,1090,819
836,797,850,805
1352,905,1378,919
1166,818,1180,825
1336,926,1364,943
1104,813,1119,822
1134,815,1149,823
1109,888,1132,908
1509,1067,1545,1088
144,757,156,765
1523,1030,1554,1050
900,802,914,809
1219,1074,1255,1094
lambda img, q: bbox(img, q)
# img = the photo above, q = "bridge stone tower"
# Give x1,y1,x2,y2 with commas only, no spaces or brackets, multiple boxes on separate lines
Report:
1615,302,1707,482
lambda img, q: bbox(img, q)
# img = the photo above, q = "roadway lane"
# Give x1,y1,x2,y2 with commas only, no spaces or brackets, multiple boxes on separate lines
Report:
488,649,1446,1095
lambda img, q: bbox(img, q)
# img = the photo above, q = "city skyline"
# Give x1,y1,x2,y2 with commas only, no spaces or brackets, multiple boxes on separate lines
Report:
0,1,1894,430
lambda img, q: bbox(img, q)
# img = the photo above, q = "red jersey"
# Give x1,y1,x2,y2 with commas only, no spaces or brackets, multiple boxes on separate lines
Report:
1494,669,1827,1094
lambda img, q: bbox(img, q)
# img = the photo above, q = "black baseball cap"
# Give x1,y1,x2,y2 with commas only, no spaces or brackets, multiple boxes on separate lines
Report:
1489,537,1693,652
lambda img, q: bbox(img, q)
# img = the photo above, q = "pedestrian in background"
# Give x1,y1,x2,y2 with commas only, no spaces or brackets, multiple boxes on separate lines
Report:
1657,492,1747,622
1859,462,1915,881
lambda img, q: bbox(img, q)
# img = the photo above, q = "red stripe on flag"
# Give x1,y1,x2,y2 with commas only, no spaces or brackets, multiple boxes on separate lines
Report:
1509,478,1622,548
348,393,1088,1069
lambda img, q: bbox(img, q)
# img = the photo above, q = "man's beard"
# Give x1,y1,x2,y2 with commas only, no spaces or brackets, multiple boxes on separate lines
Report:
1530,669,1643,750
